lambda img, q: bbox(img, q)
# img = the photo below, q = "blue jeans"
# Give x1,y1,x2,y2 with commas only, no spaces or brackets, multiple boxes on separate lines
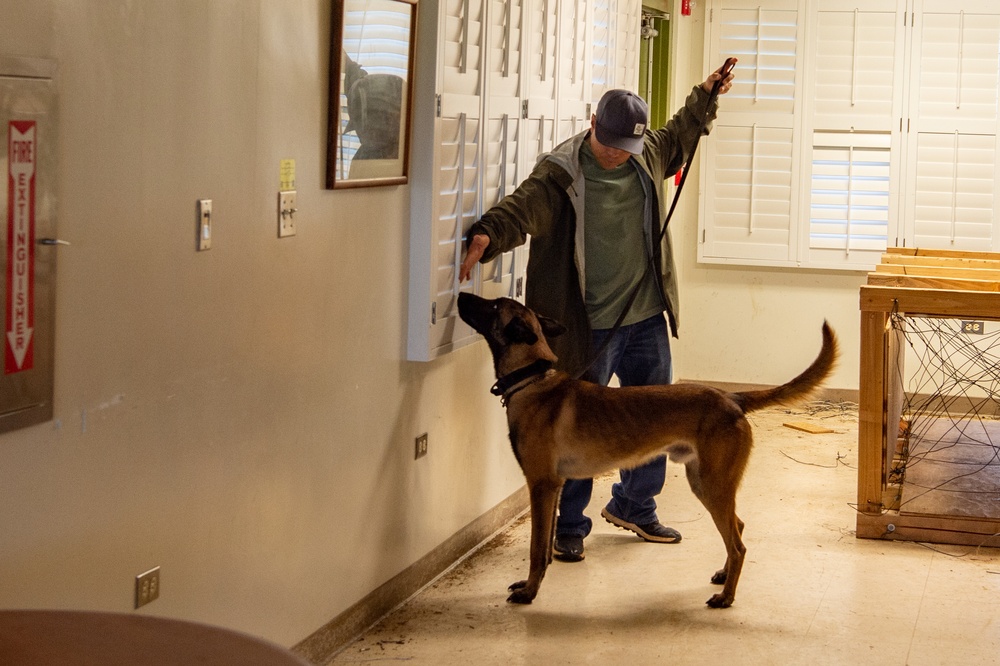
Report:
556,313,673,539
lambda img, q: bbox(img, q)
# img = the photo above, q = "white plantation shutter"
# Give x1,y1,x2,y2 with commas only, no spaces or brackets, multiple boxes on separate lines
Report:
903,2,1000,250
810,4,902,128
808,131,892,256
556,109,590,146
522,0,559,178
430,0,485,354
591,0,639,101
555,0,592,144
912,4,1000,133
479,111,521,300
441,0,485,97
614,0,641,92
486,0,521,88
480,0,525,301
702,124,795,263
424,113,482,356
591,0,613,96
521,112,556,176
524,0,557,102
408,0,486,360
700,0,801,265
521,0,600,185
909,132,997,250
714,3,798,119
800,1,905,269
701,0,1000,270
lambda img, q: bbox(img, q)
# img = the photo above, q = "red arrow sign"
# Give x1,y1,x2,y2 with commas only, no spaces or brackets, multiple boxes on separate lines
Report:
6,120,36,374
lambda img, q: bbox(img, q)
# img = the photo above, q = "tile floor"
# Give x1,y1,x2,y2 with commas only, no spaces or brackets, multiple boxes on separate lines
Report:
327,403,1000,665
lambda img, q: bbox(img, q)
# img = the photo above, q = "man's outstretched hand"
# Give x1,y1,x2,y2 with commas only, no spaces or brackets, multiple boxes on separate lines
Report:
459,234,491,282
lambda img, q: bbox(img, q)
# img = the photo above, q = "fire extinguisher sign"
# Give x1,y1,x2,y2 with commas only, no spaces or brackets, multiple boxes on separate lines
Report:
6,120,36,374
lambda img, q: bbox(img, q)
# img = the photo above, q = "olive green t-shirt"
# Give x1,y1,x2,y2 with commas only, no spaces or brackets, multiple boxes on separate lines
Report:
580,140,664,329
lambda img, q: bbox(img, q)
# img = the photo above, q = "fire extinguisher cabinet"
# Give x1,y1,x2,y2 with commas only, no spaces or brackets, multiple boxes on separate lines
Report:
0,56,58,434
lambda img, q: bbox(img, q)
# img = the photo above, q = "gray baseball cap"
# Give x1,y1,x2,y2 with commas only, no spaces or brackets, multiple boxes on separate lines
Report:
594,89,648,154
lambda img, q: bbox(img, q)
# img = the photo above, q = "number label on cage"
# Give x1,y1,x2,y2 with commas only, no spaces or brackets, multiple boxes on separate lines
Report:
961,320,985,335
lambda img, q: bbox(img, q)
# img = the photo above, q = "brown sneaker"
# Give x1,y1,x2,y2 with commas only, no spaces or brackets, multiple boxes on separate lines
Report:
601,507,682,543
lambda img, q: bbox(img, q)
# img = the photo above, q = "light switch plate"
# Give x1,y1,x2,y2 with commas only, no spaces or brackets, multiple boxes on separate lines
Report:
278,190,297,238
197,199,212,250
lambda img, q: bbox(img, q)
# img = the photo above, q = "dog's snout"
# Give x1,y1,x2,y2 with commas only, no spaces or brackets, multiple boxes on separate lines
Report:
457,291,486,314
458,292,494,332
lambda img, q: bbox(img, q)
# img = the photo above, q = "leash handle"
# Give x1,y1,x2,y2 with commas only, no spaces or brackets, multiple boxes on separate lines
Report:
717,58,738,89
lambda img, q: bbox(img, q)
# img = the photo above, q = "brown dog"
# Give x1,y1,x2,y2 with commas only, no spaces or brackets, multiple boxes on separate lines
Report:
457,292,838,608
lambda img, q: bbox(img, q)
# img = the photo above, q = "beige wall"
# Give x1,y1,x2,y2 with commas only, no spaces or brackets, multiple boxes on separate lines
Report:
0,0,521,648
0,0,861,651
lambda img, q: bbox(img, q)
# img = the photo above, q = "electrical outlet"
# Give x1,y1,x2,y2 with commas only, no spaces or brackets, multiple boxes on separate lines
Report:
961,320,985,335
135,566,160,609
415,433,428,459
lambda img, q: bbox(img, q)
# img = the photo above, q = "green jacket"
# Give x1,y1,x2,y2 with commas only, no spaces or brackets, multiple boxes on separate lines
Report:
467,85,718,374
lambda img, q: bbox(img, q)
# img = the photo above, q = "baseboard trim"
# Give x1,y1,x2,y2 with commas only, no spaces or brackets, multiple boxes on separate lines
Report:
291,485,529,664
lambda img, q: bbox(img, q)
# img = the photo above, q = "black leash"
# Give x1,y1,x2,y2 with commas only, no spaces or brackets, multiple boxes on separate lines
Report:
572,60,735,381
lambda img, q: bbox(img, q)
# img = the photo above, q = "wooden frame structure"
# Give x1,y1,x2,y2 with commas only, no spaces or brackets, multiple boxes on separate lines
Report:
858,247,1000,546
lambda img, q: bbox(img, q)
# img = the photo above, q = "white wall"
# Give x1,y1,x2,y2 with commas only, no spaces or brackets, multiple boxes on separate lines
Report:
667,2,863,391
0,0,521,648
0,0,861,652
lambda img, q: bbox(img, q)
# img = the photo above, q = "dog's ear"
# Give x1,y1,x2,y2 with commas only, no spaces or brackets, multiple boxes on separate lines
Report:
537,315,567,339
503,317,539,345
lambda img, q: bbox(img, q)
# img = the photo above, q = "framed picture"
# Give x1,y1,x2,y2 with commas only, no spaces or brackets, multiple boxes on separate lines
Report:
326,0,417,188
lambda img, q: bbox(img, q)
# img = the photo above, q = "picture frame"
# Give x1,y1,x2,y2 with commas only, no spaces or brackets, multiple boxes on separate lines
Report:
326,0,417,189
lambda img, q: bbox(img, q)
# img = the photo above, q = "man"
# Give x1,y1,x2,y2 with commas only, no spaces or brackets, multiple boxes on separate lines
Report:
459,66,734,562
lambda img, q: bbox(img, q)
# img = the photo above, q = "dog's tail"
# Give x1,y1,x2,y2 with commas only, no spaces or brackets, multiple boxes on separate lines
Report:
733,321,838,414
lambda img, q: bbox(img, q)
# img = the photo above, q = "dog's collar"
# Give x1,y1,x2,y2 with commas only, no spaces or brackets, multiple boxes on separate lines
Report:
490,359,554,407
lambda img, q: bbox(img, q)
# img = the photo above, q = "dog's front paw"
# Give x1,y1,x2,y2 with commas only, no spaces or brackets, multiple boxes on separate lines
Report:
710,569,727,585
507,581,536,604
706,593,733,609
